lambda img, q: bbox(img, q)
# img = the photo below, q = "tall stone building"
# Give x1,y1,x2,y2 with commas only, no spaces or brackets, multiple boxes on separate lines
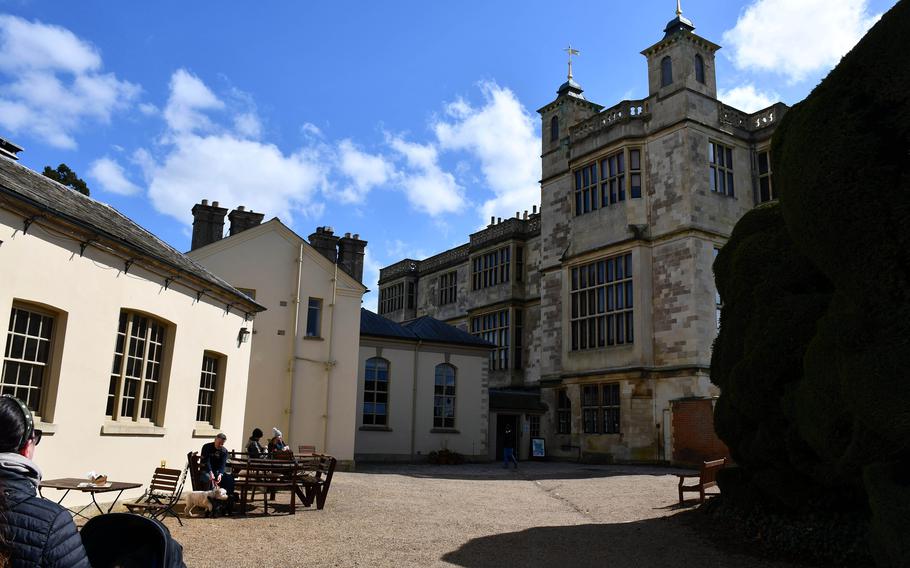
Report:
379,8,786,463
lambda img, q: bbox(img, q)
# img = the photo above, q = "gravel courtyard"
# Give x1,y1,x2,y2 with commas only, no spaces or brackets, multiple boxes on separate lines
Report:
163,462,798,568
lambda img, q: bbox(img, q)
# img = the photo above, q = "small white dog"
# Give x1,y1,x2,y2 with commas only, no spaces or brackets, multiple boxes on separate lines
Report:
184,487,228,517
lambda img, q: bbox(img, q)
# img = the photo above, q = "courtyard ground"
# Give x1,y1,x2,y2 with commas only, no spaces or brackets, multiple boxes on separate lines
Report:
162,462,799,568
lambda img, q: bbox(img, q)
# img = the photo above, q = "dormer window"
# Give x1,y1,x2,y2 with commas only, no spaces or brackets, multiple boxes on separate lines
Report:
550,116,559,142
695,54,705,84
660,56,673,87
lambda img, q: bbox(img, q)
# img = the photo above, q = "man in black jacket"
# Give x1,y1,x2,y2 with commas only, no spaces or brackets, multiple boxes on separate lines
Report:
0,394,90,567
199,433,234,494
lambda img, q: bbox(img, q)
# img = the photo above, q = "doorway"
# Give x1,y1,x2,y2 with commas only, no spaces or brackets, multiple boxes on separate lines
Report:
495,414,519,461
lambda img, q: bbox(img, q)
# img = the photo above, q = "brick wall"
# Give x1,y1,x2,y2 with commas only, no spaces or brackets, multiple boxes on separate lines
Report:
671,398,730,466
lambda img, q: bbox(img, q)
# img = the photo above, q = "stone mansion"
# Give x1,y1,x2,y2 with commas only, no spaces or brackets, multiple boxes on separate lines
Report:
378,9,785,463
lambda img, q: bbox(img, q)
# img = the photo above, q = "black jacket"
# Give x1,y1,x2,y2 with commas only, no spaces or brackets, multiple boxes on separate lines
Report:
0,465,91,567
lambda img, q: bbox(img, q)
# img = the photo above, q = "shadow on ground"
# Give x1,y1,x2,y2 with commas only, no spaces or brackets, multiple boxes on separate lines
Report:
355,462,695,482
440,513,794,568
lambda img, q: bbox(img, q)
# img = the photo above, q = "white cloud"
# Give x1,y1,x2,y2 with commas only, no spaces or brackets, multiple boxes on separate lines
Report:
139,70,327,226
163,69,223,134
723,0,883,83
389,136,466,216
434,81,540,223
717,84,779,113
301,122,323,138
361,249,383,312
138,102,159,116
233,112,262,139
0,15,139,149
334,139,395,203
88,157,141,196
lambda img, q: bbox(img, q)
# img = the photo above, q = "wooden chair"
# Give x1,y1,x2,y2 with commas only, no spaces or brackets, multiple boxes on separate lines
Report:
187,451,204,491
676,458,727,504
297,454,337,510
125,465,187,526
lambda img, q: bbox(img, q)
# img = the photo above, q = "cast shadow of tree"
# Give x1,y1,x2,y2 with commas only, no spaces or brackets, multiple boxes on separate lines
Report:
440,514,797,568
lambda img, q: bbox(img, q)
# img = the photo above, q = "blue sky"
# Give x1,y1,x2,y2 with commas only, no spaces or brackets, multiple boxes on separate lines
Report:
0,0,897,310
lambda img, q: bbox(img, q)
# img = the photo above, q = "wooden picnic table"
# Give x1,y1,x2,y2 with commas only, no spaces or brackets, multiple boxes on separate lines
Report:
40,478,143,519
227,453,336,515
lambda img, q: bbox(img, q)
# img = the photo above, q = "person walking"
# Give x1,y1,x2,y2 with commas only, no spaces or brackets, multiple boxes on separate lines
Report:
502,423,518,469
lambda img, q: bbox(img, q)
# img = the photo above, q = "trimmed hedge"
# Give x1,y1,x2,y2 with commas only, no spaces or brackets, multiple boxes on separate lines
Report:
714,1,910,564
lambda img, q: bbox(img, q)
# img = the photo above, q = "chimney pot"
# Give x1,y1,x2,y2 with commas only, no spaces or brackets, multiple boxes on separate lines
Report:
523,210,528,219
490,216,495,226
353,234,359,239
497,217,502,224
344,232,351,238
212,201,219,207
237,205,245,211
532,205,537,214
201,199,209,206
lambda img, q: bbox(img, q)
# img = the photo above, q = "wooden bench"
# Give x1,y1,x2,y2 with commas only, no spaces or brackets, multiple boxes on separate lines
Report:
676,458,726,504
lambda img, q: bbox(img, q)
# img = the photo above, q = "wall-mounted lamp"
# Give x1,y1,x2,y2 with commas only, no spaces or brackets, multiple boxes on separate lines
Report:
238,327,251,345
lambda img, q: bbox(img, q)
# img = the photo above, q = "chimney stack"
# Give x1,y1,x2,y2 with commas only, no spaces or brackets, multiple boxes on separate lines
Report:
191,199,228,250
337,233,368,283
228,205,265,236
532,205,538,215
308,226,339,263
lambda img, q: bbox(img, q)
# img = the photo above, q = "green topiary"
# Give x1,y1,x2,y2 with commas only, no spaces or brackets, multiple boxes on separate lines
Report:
715,0,910,563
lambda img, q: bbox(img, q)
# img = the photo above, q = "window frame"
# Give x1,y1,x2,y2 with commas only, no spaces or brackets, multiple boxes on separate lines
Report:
106,310,171,424
362,357,390,426
757,149,774,203
470,308,511,371
306,297,323,338
581,383,621,435
694,54,705,84
379,282,405,315
439,270,457,305
709,141,735,197
570,253,634,351
574,147,643,216
195,351,226,427
471,246,511,291
433,363,456,429
1,303,57,415
556,389,571,435
550,116,559,142
661,56,673,87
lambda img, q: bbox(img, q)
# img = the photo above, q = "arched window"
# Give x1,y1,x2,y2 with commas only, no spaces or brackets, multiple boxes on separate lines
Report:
660,56,673,87
695,54,705,84
433,363,456,428
550,116,559,142
363,357,389,426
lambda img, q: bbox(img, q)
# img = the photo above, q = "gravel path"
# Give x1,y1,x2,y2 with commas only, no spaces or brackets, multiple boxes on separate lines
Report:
163,462,798,568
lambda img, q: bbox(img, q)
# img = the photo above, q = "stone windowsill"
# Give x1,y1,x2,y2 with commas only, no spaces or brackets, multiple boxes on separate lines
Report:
192,425,223,438
430,428,460,434
34,419,57,435
359,425,392,432
101,421,167,437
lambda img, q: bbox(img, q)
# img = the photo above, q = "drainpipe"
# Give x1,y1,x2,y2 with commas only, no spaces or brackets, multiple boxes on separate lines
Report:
322,261,339,452
287,244,305,439
409,339,422,462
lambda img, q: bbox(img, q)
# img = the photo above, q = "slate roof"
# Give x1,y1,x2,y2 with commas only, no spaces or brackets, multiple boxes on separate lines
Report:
0,157,264,311
360,309,493,349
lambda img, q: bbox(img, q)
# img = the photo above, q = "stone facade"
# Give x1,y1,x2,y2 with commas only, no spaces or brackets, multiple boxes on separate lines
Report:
379,12,785,463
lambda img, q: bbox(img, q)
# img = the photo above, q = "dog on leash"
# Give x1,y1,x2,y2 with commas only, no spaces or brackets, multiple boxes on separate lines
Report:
184,487,228,517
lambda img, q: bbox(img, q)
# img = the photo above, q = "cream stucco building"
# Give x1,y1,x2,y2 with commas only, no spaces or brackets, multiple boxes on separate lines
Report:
0,140,262,501
356,309,491,462
186,214,366,466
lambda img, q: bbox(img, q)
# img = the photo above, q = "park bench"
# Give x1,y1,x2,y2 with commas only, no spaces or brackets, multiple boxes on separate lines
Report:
676,458,726,504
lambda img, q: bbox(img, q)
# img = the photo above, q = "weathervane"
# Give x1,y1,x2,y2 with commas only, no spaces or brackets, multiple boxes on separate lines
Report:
563,45,580,81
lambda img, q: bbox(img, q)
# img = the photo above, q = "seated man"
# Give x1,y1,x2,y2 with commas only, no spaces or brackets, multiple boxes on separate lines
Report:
200,433,235,495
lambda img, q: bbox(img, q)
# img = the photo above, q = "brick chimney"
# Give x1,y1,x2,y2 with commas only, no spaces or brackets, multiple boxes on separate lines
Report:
190,199,228,250
337,232,368,283
308,226,339,263
228,205,264,236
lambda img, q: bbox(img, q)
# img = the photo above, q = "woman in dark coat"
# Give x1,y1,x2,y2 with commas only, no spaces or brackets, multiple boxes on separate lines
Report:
0,394,90,567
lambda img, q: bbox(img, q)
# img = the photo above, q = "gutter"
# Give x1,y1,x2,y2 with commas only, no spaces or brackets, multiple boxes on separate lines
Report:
409,339,422,461
287,243,304,438
322,261,339,452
